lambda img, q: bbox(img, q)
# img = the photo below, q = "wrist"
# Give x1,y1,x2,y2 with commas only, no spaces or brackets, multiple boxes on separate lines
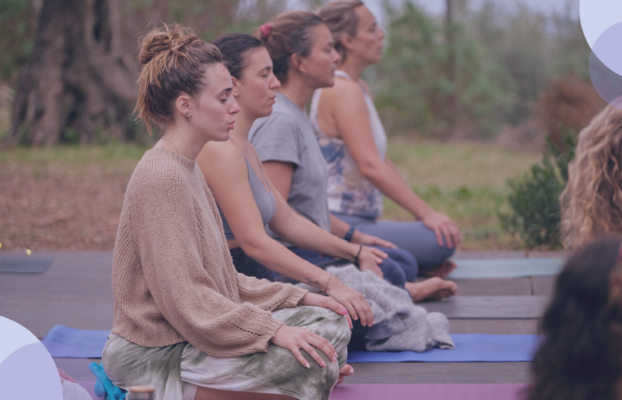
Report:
343,226,356,242
415,206,435,221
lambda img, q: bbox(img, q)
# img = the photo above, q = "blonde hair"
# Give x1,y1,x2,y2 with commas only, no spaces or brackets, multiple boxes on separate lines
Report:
135,24,222,134
561,103,622,249
317,0,364,62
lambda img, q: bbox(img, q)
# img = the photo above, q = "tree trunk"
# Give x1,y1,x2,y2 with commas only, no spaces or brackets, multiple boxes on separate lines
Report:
9,0,136,146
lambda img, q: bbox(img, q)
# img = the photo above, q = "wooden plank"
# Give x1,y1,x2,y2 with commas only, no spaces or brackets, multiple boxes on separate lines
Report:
450,319,539,334
0,300,113,338
531,276,556,296
345,362,531,384
449,278,532,296
421,296,550,319
454,251,525,260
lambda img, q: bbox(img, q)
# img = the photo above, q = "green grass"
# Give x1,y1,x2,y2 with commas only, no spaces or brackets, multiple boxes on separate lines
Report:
0,139,542,250
383,138,541,250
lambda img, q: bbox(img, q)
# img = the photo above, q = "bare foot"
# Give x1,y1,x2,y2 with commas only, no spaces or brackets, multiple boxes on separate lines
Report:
336,364,354,386
405,277,458,303
419,260,457,278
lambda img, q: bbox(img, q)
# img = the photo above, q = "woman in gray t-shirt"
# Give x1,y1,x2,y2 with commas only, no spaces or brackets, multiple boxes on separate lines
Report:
250,10,457,301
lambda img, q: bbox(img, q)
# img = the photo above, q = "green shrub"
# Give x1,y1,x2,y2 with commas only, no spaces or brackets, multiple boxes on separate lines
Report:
500,128,576,249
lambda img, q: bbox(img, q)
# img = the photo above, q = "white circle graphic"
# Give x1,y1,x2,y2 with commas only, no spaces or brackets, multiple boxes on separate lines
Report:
580,0,622,48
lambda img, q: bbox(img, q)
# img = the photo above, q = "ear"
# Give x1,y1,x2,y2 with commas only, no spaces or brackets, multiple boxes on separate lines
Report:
290,53,307,74
175,93,192,118
340,32,355,52
231,76,241,97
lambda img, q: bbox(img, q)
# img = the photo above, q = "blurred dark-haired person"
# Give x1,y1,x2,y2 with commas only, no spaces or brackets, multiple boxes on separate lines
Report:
312,0,460,278
248,10,457,301
561,102,622,249
101,24,351,400
525,235,622,400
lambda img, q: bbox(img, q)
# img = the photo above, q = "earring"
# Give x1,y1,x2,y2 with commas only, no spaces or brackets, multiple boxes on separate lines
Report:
185,112,191,123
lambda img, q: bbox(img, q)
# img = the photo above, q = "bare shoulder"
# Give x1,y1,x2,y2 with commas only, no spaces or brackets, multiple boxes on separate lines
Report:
321,77,365,106
197,139,245,176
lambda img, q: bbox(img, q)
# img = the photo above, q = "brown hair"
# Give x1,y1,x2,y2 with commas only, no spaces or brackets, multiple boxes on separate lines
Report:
135,24,223,134
254,11,323,84
317,0,364,62
561,103,622,249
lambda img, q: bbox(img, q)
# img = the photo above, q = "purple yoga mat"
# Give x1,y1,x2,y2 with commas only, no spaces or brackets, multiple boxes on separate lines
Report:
330,384,527,400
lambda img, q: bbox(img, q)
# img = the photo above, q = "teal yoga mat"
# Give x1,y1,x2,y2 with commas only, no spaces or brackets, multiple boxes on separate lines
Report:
43,325,539,363
449,258,564,279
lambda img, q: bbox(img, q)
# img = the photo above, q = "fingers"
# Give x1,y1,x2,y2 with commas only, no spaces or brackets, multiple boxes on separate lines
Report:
290,347,311,368
442,227,454,249
369,247,388,259
450,223,461,247
308,334,337,362
325,299,353,329
374,237,397,248
433,227,444,247
344,300,359,323
354,296,374,327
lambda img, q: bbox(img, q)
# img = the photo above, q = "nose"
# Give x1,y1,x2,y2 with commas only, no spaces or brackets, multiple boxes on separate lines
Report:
379,28,386,40
229,96,241,114
270,75,281,89
331,48,341,65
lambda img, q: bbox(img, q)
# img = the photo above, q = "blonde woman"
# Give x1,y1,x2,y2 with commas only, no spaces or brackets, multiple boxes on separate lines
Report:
561,102,622,249
311,0,460,278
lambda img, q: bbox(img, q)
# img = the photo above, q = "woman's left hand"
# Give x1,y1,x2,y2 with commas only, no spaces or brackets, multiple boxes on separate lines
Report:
299,292,353,329
351,231,397,249
421,211,461,249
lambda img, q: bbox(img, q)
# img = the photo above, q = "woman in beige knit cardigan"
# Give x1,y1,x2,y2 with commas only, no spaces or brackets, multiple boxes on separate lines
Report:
101,24,352,400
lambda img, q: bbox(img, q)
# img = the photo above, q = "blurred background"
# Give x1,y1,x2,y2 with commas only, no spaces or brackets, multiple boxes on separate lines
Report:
0,0,596,252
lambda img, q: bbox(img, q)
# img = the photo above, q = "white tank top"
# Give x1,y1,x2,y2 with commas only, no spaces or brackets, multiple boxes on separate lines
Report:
310,70,387,218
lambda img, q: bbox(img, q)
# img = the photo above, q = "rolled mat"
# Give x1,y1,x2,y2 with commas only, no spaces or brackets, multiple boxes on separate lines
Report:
43,325,540,363
331,384,527,400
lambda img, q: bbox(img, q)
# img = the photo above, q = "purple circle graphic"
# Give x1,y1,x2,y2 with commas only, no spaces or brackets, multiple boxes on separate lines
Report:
589,21,622,110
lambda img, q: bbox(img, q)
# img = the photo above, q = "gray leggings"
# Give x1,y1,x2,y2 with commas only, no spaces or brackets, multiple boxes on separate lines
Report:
334,213,455,273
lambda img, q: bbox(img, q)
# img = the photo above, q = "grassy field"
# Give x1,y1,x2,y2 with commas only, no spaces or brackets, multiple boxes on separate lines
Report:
0,139,541,251
383,137,541,250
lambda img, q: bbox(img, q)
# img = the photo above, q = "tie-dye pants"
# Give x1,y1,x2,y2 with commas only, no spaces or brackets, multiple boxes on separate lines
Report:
102,306,351,400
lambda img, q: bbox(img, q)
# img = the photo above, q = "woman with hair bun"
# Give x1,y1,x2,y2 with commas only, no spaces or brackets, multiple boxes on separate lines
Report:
525,235,622,400
313,0,460,278
101,24,351,400
249,11,457,301
561,103,622,249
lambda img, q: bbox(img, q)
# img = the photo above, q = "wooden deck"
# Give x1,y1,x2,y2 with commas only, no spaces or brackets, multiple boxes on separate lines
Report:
0,249,565,396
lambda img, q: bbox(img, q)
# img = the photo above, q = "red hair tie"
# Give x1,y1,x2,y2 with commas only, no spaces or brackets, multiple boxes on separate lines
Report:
260,23,272,39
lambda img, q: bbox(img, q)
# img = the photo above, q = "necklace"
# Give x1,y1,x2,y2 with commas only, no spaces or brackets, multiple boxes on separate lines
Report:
160,137,180,154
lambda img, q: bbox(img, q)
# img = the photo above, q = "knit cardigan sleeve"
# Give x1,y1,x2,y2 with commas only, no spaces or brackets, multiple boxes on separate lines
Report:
130,160,283,357
236,273,308,311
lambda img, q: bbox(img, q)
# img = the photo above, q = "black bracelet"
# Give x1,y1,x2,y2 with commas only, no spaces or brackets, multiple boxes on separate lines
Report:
344,226,356,242
353,244,363,266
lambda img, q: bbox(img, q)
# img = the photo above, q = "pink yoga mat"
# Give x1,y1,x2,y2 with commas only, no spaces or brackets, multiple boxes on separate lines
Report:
78,381,527,400
330,384,527,400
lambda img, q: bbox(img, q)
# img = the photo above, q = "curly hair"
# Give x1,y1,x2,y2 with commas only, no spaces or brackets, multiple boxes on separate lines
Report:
524,235,622,400
561,103,622,249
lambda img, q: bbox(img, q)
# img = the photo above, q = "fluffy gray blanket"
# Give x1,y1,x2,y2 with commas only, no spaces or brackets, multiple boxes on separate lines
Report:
298,264,455,352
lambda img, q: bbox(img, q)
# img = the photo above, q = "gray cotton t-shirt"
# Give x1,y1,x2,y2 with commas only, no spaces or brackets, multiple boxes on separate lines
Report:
249,92,331,239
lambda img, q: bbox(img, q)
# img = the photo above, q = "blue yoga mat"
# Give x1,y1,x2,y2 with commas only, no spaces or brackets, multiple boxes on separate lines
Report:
43,325,540,362
42,325,110,358
348,334,540,363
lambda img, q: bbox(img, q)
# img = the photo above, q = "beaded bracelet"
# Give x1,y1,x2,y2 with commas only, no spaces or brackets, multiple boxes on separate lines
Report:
353,244,363,266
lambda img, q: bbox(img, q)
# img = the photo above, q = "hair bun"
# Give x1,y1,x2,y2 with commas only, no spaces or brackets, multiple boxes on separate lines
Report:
138,24,199,65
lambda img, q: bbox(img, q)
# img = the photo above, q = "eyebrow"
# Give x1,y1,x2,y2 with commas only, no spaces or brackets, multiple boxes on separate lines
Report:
217,87,233,95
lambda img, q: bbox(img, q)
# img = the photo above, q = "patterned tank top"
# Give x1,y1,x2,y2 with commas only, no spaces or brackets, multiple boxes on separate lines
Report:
309,70,387,218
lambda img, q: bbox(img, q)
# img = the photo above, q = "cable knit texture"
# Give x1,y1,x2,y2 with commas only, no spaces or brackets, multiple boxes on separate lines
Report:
111,147,307,358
